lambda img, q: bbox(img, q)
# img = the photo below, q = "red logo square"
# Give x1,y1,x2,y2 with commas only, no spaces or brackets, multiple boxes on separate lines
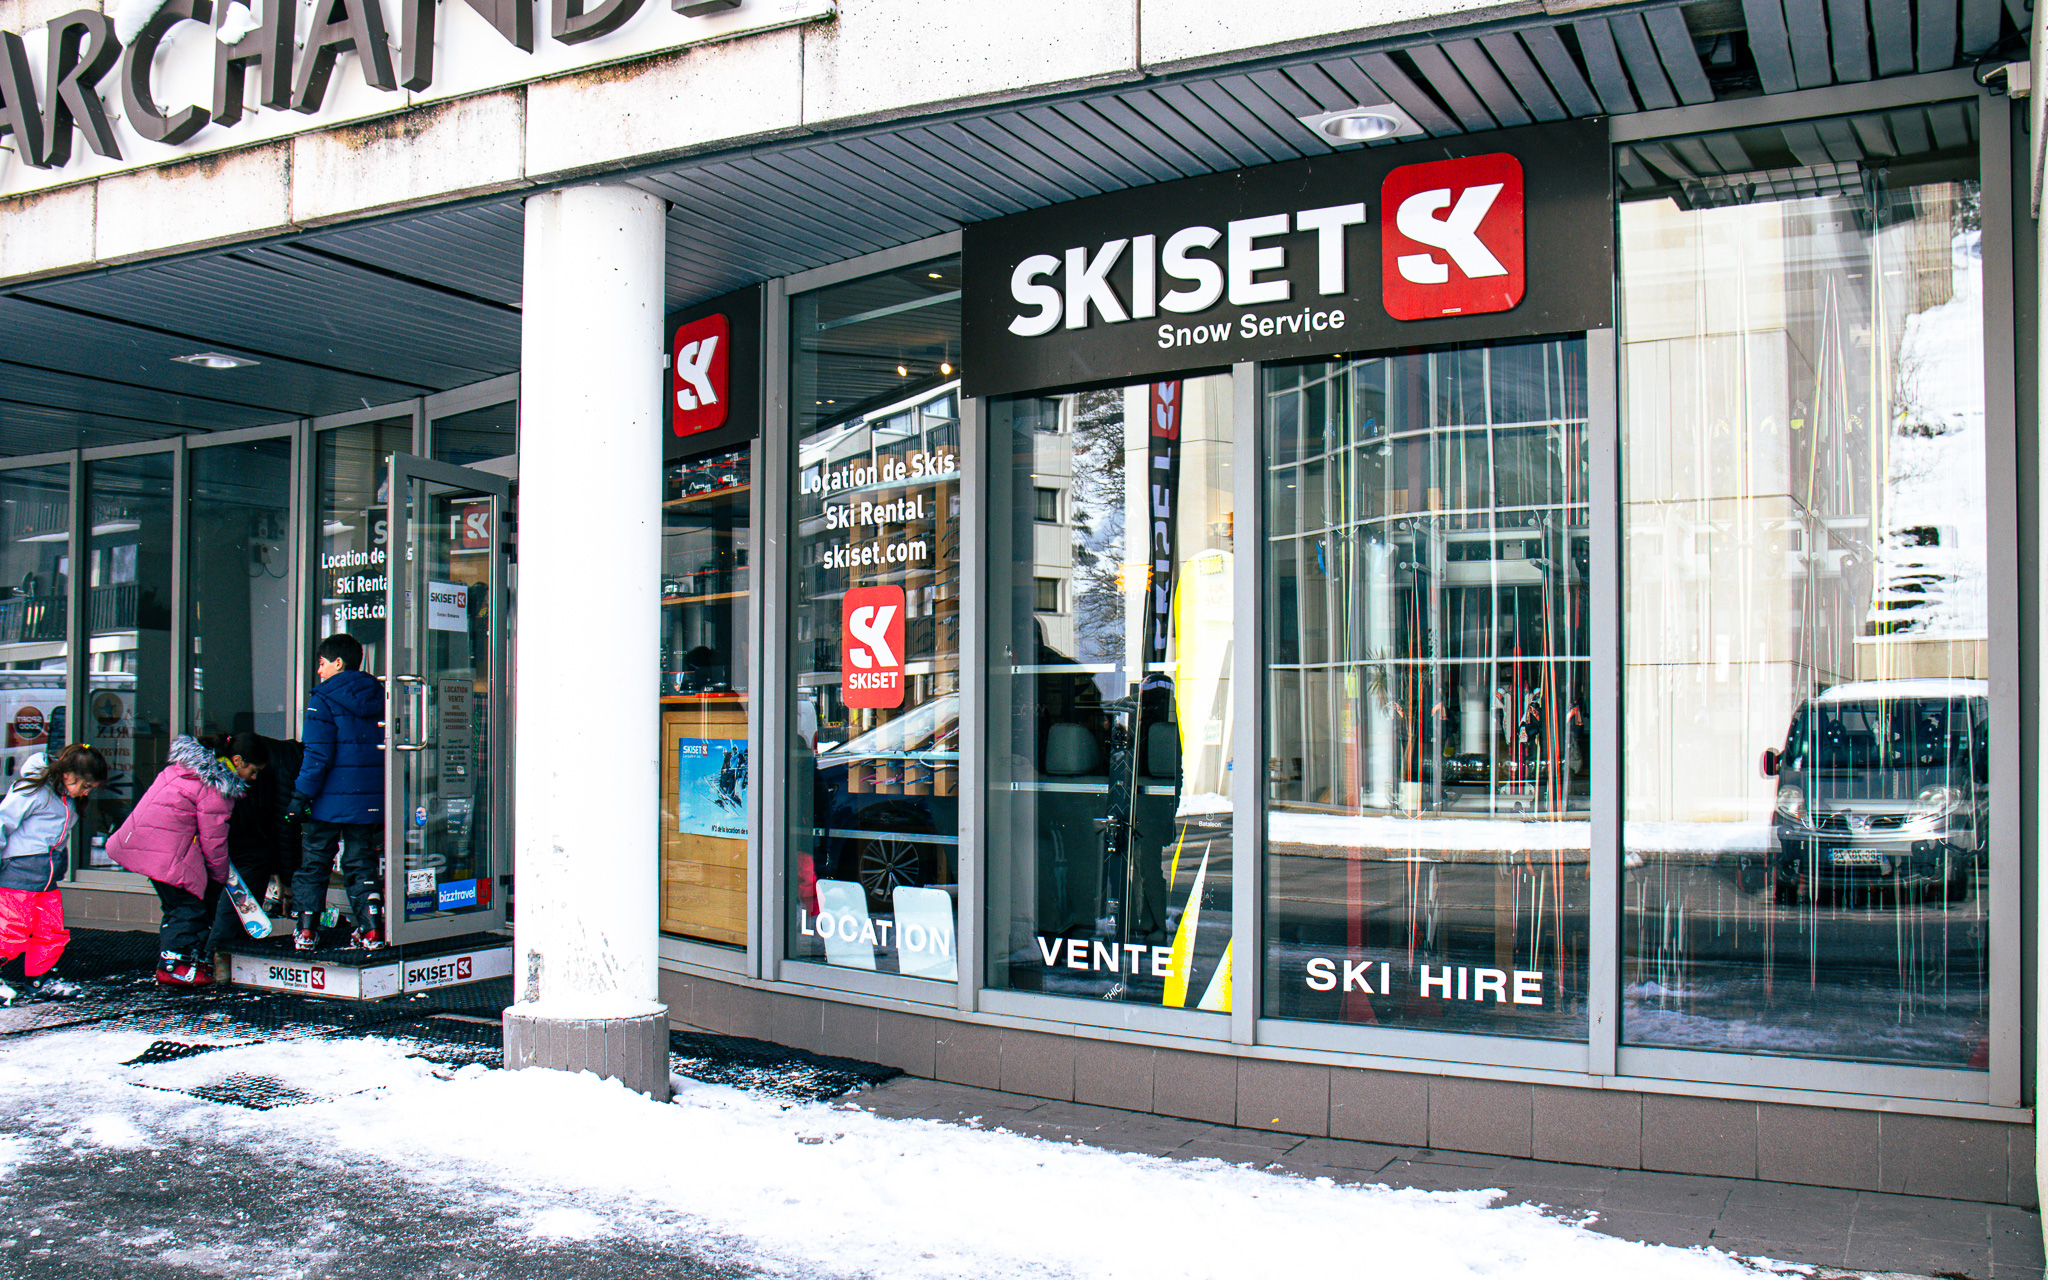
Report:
309,966,325,991
1381,152,1525,321
841,585,906,709
672,313,731,437
456,957,472,980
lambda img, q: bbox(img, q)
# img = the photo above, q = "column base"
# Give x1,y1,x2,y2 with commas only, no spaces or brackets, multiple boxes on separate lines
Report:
502,1008,672,1101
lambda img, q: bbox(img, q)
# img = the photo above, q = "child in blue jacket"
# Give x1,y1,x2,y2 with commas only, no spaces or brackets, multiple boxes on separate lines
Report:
289,633,388,952
0,744,108,1001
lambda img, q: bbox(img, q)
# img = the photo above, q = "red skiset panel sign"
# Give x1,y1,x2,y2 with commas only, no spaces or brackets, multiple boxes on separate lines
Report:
672,312,731,437
1380,152,1525,321
842,585,906,709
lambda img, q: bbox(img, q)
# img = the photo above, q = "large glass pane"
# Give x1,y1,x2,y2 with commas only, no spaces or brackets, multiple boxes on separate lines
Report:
431,403,517,468
316,419,411,679
187,440,293,740
0,465,72,790
1261,341,1592,1040
1619,107,1989,1067
987,377,1236,1009
786,256,961,980
82,452,175,868
660,443,752,947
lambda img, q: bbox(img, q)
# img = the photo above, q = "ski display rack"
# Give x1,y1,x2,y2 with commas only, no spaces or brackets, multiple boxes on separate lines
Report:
216,931,513,1002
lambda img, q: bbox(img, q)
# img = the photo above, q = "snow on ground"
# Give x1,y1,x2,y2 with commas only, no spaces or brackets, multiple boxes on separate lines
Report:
0,1027,1777,1280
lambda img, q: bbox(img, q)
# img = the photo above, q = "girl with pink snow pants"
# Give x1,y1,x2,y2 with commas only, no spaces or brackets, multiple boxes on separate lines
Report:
0,744,108,1003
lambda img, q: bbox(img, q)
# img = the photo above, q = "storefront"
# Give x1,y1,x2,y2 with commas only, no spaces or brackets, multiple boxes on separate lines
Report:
0,0,2035,1203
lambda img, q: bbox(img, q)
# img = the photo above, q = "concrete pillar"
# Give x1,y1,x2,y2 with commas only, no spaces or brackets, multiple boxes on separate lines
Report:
503,184,670,1101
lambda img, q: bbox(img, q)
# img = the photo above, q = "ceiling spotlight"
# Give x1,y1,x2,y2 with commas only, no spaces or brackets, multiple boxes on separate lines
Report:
1299,103,1422,145
940,362,953,376
927,272,942,279
172,352,259,370
896,364,909,376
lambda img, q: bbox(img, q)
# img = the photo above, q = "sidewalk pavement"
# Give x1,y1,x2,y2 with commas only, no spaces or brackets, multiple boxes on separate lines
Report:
854,1074,2047,1280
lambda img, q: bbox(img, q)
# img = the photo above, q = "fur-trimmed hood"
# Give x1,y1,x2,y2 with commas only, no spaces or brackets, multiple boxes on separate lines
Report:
168,735,247,801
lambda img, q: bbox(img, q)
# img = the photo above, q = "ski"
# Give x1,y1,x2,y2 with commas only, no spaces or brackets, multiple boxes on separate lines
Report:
223,865,275,940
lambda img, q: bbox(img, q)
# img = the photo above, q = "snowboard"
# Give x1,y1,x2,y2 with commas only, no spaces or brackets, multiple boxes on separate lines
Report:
223,865,275,940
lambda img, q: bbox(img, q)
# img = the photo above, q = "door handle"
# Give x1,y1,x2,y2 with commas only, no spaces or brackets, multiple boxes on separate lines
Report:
393,674,430,752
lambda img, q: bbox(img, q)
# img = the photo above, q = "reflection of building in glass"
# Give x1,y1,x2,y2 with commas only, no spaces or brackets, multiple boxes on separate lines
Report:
1267,342,1591,820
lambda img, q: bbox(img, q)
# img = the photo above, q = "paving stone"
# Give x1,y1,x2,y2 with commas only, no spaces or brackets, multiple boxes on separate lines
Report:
1845,1232,1995,1278
1581,1209,1720,1248
1852,1193,1991,1244
1283,1137,1408,1173
1597,1169,1739,1215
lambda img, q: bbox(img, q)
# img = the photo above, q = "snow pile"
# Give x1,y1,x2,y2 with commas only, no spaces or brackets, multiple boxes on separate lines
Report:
0,1028,1769,1280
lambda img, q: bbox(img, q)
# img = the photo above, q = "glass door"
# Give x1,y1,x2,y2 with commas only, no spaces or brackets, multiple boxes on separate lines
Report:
384,455,511,944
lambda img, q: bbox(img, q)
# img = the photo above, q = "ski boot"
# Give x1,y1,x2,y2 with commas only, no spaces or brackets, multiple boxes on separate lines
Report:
18,975,79,1001
294,912,318,953
351,894,386,951
156,950,214,989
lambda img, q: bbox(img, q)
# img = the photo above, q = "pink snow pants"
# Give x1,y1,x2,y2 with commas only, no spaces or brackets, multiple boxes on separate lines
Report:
0,887,69,977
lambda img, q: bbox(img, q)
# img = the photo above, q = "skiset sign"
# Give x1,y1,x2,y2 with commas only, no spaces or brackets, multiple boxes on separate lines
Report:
959,119,1611,399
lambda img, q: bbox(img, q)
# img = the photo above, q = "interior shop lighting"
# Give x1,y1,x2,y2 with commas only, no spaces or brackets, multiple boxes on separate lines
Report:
940,362,953,375
172,352,260,369
1298,103,1422,144
897,365,909,376
90,521,140,535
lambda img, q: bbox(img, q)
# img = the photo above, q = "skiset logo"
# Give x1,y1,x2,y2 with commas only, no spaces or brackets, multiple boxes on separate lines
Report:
672,313,731,437
841,586,906,709
1380,153,1525,320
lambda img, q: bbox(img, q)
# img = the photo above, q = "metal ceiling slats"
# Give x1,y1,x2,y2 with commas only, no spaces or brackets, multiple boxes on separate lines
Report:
0,360,284,425
1642,10,1714,105
1440,40,1535,126
1046,101,1193,186
872,128,1040,221
1739,0,1801,92
303,209,524,309
1350,53,1465,135
1918,0,1958,72
1815,116,1864,160
1778,121,1836,165
1225,72,1339,153
1013,105,1158,191
650,163,882,257
725,154,927,242
1848,113,1897,155
1869,0,1916,75
1118,89,1246,172
1403,45,1500,131
1925,100,1974,149
642,174,844,270
1889,108,1934,152
950,117,1110,199
1701,132,1754,171
1515,28,1604,118
796,135,984,235
1077,95,1211,179
814,131,1019,219
1275,62,1359,113
1825,0,1873,81
1607,14,1681,109
911,121,1074,209
1668,137,1721,174
1572,20,1643,114
1632,142,1697,181
1475,33,1567,121
1148,83,1275,169
1961,0,2004,54
1780,0,1835,88
1184,77,1303,164
1242,67,1324,120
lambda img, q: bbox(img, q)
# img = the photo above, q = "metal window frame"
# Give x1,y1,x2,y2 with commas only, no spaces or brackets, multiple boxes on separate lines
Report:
0,450,80,877
424,374,521,465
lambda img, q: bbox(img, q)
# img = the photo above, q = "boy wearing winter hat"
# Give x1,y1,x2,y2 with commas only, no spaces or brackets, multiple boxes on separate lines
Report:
289,634,388,952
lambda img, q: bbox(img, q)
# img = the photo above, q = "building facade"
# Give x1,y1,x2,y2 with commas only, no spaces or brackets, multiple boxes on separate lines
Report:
0,0,2039,1204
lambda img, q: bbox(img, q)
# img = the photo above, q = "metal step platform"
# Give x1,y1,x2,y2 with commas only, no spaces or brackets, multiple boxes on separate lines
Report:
217,930,513,1001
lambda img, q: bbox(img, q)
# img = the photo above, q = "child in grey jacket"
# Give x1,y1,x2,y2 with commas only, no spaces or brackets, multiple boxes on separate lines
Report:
0,744,108,1002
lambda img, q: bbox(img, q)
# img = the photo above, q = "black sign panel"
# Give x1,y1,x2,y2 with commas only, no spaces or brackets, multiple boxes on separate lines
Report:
663,284,762,461
961,119,1612,399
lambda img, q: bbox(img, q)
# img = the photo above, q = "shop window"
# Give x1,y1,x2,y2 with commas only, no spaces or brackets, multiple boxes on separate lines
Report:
1260,342,1591,1040
315,418,412,679
987,376,1236,1008
186,439,293,742
81,452,175,868
1617,106,1990,1068
432,402,517,467
0,464,72,791
659,444,752,947
1033,487,1061,524
786,255,962,980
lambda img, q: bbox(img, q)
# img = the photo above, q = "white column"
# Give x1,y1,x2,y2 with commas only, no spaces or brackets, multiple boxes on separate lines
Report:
504,184,669,1099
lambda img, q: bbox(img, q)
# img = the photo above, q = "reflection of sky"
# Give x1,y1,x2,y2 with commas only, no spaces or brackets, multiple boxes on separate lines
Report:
1626,971,1981,1066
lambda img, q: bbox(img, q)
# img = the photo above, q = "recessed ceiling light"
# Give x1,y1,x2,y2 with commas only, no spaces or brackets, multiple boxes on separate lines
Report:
927,272,942,279
1298,103,1423,145
172,352,259,370
940,362,953,375
896,365,908,376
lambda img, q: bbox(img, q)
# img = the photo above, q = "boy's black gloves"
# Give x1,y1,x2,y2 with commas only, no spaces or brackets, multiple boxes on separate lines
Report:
287,792,313,822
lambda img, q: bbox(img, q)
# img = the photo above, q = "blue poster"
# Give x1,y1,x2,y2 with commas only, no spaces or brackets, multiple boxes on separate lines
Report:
676,738,748,838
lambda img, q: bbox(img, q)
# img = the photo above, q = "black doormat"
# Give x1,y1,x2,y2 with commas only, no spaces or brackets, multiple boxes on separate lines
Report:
31,930,904,1106
668,1031,902,1102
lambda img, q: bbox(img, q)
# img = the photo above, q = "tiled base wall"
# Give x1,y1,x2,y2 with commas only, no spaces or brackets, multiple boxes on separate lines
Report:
660,968,2039,1208
63,886,161,932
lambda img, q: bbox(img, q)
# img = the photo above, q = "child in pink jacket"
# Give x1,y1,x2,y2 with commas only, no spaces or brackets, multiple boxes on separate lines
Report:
106,735,259,987
0,744,107,1002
